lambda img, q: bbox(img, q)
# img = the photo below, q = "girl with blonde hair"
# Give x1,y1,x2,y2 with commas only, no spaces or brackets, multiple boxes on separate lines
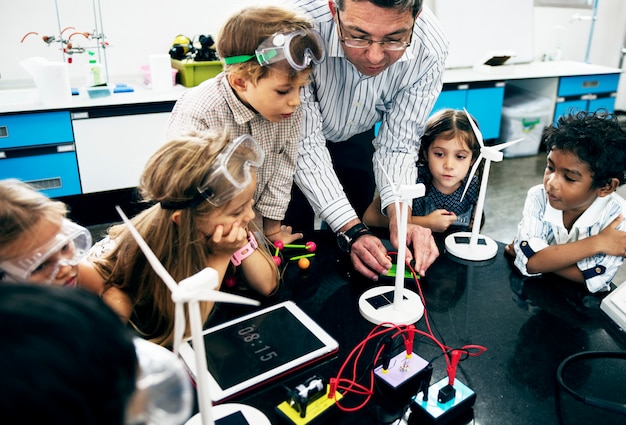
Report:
85,129,279,347
0,178,95,290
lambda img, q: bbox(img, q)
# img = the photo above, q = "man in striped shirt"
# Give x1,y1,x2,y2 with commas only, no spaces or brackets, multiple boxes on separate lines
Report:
286,0,448,280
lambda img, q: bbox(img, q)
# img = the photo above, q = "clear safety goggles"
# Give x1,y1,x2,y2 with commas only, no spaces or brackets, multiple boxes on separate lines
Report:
0,219,92,285
161,134,264,209
223,29,325,72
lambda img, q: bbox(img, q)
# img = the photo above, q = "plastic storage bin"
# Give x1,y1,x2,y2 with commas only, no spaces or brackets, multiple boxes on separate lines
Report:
499,89,552,158
140,65,178,87
170,59,222,87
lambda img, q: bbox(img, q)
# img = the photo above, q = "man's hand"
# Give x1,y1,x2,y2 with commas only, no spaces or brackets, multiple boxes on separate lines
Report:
388,205,438,276
405,223,438,276
349,234,392,281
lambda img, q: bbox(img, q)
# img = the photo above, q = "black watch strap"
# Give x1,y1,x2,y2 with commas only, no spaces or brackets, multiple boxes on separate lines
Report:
344,223,371,240
338,223,374,252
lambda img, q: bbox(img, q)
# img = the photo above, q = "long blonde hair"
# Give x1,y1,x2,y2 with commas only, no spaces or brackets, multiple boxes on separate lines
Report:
0,179,67,261
92,130,277,347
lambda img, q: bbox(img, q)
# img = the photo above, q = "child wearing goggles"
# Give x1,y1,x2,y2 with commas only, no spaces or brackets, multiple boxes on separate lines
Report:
0,179,99,291
86,130,279,347
167,5,325,245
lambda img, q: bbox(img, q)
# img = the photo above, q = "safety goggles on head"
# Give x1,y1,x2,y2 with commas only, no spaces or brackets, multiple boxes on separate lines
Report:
223,29,325,72
160,134,265,210
0,219,92,285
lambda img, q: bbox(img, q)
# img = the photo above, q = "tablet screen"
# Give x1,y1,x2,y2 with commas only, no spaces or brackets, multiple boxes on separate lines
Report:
186,302,336,397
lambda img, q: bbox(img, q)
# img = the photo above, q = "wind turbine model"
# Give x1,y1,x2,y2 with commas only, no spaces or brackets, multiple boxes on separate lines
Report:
358,163,426,326
444,109,523,261
115,206,271,425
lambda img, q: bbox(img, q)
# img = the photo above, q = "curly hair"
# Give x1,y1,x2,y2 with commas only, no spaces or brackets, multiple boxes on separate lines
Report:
542,110,626,189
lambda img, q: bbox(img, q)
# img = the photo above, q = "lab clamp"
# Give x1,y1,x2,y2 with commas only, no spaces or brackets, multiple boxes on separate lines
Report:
20,27,109,61
18,0,111,84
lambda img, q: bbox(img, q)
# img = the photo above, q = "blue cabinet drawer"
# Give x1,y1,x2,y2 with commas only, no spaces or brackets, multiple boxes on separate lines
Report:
0,111,74,149
432,83,504,140
557,74,620,97
0,151,81,197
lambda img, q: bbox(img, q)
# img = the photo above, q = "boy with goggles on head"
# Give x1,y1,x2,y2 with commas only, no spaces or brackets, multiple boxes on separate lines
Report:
85,129,279,347
0,179,100,291
167,5,325,245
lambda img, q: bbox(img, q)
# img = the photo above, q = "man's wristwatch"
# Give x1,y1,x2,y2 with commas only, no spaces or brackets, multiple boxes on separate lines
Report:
337,223,374,253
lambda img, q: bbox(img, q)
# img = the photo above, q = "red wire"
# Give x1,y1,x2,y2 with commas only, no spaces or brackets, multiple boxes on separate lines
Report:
330,255,487,413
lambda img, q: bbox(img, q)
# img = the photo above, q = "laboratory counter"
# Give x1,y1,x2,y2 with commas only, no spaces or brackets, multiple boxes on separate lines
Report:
203,229,626,425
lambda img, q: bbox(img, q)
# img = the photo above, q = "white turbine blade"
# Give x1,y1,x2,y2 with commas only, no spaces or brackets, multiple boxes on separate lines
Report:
178,268,259,306
481,146,504,162
464,108,483,147
460,153,483,202
196,289,260,306
116,206,178,293
377,158,402,195
179,268,219,290
377,159,393,187
402,182,426,200
495,138,525,151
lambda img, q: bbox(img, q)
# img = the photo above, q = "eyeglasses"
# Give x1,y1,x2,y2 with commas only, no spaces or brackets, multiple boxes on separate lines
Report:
335,9,412,51
0,219,92,285
223,29,325,72
160,134,265,210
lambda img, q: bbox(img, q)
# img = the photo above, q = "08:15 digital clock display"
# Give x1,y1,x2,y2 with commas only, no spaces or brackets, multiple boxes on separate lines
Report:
237,324,278,362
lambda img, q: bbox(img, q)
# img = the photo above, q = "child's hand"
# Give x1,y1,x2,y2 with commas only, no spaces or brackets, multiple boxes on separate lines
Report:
597,215,626,257
504,241,516,259
266,224,303,245
206,222,249,257
426,209,458,233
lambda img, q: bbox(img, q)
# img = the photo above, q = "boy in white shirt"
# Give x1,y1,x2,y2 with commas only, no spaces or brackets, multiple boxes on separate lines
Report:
506,111,626,293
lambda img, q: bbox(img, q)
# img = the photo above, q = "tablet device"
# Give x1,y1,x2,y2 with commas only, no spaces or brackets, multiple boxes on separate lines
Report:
178,301,339,403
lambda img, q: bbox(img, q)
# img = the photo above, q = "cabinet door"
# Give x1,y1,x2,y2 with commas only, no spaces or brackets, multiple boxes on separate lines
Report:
588,96,616,114
432,88,467,112
466,86,505,140
0,111,73,148
553,100,588,125
73,112,170,193
0,111,81,197
0,150,82,197
553,96,616,125
432,83,504,140
557,74,620,97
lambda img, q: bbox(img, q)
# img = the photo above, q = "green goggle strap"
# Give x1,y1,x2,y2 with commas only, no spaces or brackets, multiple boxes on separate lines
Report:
223,49,279,66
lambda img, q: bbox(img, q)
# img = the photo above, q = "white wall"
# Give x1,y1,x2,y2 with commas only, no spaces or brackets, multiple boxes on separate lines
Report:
2,0,625,108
